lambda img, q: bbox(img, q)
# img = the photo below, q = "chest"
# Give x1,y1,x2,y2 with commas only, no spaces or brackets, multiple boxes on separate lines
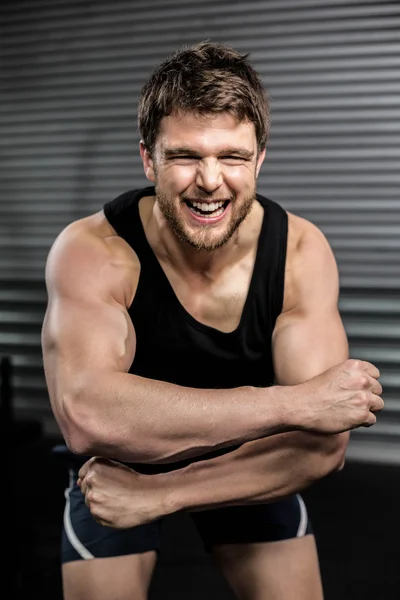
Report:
158,254,256,333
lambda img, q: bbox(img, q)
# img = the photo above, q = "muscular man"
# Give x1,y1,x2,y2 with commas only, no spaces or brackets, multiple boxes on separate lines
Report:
41,42,383,600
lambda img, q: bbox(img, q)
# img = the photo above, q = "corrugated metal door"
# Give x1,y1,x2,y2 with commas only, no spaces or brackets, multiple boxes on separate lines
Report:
1,0,399,461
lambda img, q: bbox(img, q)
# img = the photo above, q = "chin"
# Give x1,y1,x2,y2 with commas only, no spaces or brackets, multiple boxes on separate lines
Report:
185,229,233,251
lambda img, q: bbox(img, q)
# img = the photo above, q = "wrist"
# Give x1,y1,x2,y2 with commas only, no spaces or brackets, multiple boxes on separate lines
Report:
146,470,187,517
150,461,214,514
266,383,305,432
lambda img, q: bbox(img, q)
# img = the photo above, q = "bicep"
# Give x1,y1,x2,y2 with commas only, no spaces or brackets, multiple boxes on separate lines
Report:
41,227,138,412
42,293,136,444
272,309,348,385
42,294,136,381
272,218,348,386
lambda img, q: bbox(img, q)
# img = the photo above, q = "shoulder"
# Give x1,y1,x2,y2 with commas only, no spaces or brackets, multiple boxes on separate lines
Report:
283,212,339,313
45,211,140,307
286,211,332,254
286,211,337,272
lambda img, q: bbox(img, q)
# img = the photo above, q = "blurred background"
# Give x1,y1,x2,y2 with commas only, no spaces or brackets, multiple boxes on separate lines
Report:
0,1,399,599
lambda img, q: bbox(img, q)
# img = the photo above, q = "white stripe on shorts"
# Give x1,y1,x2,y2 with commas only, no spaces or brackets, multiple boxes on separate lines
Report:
63,468,94,560
296,494,308,537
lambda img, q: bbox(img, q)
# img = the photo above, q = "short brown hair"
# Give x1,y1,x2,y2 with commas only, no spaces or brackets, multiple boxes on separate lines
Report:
138,41,270,154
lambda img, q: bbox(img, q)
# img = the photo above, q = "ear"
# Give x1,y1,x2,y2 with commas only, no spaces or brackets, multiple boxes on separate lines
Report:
139,141,155,182
255,148,266,179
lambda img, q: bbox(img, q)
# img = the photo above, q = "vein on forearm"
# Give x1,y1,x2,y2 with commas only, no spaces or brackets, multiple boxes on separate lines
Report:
155,431,343,513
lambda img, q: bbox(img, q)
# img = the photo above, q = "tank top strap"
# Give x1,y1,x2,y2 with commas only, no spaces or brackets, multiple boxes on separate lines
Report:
253,193,288,323
103,186,158,268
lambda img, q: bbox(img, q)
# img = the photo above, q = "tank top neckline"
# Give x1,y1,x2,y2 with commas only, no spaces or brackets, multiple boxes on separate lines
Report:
132,188,269,338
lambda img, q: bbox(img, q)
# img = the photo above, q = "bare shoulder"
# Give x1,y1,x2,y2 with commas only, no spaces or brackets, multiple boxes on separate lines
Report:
287,211,333,258
283,211,339,312
45,210,140,307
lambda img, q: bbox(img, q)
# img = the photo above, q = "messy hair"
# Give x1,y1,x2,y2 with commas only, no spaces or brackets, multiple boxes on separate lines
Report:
138,41,270,154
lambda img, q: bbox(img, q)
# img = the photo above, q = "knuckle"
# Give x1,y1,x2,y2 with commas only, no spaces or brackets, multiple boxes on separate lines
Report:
86,472,96,486
355,390,369,403
346,358,360,370
90,457,103,473
358,375,369,389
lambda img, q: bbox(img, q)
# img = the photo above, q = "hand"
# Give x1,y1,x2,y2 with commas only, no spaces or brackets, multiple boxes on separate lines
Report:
77,457,167,528
297,358,384,434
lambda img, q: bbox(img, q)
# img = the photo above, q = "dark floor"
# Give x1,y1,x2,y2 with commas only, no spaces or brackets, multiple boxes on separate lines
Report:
8,432,400,600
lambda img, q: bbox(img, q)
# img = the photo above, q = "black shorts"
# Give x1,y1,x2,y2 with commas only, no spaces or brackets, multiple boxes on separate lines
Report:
61,468,313,564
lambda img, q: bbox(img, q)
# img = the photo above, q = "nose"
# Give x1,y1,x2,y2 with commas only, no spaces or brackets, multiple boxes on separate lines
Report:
195,159,223,193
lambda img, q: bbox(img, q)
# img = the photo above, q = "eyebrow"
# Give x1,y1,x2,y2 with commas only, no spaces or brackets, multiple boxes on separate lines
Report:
163,146,254,160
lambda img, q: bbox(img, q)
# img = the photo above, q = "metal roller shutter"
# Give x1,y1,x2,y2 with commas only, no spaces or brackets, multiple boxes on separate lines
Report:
1,0,399,462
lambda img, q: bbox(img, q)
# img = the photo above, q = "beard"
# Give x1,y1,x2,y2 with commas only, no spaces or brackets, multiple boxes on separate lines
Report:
154,182,256,252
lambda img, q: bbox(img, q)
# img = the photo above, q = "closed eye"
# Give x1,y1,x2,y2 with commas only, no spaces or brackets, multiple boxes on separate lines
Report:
168,155,200,162
221,156,246,160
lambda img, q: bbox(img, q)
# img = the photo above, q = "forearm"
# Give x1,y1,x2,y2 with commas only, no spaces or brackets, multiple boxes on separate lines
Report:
154,431,349,513
63,372,300,463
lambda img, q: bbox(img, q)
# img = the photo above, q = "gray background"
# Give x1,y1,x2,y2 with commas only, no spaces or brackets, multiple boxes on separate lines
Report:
1,0,399,462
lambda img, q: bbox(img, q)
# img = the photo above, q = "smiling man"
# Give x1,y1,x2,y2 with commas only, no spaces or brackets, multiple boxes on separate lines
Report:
41,42,383,600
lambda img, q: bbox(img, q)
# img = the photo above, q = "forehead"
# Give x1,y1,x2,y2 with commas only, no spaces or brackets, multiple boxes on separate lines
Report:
156,111,256,153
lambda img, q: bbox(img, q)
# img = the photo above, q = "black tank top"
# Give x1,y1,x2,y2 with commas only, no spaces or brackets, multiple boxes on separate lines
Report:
58,186,288,472
103,186,288,392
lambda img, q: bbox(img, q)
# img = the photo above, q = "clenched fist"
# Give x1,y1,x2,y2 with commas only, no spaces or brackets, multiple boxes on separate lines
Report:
297,358,383,434
77,457,169,529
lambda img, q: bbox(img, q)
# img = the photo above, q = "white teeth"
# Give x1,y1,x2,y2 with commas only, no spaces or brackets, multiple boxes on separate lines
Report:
189,205,225,218
191,200,224,212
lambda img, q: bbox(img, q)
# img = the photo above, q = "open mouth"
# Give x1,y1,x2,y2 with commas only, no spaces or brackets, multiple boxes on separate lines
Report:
185,199,230,219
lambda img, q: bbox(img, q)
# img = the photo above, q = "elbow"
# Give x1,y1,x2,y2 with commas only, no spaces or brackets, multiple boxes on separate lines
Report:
62,435,92,458
63,430,99,457
61,419,115,458
59,416,96,458
334,431,350,471
57,387,160,462
306,432,350,483
56,387,107,457
327,432,350,474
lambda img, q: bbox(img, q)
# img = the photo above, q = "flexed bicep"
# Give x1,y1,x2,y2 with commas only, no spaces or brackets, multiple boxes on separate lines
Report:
41,218,139,443
272,215,348,386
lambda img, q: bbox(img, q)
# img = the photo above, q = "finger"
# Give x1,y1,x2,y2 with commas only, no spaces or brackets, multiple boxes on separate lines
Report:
363,375,382,396
361,361,380,380
79,474,92,496
362,412,377,428
79,478,86,495
78,457,95,481
369,394,384,413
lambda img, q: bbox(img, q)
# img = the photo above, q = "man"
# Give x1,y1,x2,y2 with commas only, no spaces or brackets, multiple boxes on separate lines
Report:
41,41,383,600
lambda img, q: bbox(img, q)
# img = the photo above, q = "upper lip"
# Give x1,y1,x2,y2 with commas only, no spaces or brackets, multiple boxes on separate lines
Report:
186,199,228,204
